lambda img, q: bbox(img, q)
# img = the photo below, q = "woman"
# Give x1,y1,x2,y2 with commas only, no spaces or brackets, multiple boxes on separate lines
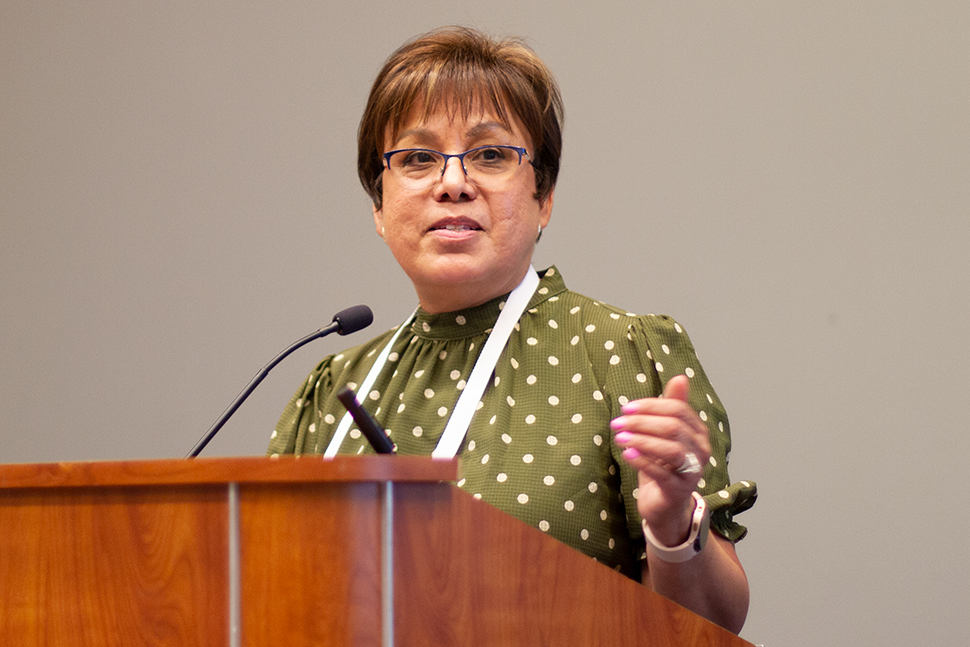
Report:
268,26,756,633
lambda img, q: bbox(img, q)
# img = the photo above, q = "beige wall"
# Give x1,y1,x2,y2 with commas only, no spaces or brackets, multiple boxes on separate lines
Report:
2,2,968,645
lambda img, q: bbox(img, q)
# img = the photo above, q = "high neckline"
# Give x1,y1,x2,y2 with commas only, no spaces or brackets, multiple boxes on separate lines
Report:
410,266,566,340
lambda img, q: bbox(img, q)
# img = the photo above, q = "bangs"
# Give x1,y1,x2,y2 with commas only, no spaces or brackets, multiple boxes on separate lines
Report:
382,62,519,147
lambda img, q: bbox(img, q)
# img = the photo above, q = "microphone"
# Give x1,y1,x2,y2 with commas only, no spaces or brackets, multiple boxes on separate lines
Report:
186,305,374,457
336,386,396,454
330,305,374,336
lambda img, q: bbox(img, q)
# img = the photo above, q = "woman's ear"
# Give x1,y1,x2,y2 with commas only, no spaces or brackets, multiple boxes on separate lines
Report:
538,189,554,229
373,203,385,239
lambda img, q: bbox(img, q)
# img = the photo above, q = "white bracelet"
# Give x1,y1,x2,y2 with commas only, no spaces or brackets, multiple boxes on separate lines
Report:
642,492,710,563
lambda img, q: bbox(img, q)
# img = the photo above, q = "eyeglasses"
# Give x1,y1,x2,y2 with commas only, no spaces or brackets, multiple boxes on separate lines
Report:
382,145,530,188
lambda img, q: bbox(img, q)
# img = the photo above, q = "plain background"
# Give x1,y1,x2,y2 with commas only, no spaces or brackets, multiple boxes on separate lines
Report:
2,2,968,645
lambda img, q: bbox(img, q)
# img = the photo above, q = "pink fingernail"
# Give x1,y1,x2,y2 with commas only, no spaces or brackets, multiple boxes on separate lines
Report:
614,431,632,444
622,447,641,460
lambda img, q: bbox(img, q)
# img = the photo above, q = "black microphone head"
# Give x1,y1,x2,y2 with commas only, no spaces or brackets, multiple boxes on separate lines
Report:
332,305,373,335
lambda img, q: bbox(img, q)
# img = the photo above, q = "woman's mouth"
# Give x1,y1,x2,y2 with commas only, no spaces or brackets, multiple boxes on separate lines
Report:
429,217,482,234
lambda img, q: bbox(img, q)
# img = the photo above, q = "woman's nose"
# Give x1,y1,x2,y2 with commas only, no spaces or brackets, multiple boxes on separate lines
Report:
434,156,477,201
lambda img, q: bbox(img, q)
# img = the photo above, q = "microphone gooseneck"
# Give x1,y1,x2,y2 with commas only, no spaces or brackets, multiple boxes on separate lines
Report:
186,305,374,457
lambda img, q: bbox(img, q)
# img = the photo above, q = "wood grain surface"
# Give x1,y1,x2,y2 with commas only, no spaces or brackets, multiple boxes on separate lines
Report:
239,483,383,647
393,483,754,647
0,457,748,646
0,486,228,647
0,455,457,489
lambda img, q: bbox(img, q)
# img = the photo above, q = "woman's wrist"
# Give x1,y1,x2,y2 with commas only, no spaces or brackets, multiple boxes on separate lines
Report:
642,492,710,563
640,492,699,546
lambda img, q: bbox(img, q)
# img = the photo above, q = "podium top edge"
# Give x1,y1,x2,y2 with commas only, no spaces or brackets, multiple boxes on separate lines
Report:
0,455,458,489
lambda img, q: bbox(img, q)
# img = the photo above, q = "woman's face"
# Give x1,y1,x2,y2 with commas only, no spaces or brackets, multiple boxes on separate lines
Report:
373,103,553,314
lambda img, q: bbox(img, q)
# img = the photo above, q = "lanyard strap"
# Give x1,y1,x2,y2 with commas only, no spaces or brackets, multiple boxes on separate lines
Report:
432,267,539,458
324,267,540,459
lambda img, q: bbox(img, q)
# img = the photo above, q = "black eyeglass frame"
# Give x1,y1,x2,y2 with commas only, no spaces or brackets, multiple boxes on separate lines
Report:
381,145,531,178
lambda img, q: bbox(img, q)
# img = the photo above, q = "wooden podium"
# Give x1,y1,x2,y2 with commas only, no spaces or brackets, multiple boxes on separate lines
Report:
0,456,753,646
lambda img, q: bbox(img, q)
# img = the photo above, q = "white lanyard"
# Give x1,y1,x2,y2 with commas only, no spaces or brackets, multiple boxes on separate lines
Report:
324,267,540,459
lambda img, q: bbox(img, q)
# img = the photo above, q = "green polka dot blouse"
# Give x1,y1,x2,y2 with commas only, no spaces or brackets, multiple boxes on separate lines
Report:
268,266,757,580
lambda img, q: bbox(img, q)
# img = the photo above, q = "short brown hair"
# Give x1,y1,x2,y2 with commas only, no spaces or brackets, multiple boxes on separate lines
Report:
357,26,564,210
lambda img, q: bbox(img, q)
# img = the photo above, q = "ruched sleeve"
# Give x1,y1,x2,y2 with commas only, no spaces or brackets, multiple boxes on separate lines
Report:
626,314,757,542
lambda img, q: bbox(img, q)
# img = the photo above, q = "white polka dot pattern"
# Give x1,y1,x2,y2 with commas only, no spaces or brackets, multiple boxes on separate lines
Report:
267,266,755,578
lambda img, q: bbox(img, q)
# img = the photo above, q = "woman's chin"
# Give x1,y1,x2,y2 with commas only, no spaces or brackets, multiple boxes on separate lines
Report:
407,257,530,312
415,260,491,288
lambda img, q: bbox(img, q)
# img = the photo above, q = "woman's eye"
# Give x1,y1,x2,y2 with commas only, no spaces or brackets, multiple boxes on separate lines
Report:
402,151,436,166
470,147,509,164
